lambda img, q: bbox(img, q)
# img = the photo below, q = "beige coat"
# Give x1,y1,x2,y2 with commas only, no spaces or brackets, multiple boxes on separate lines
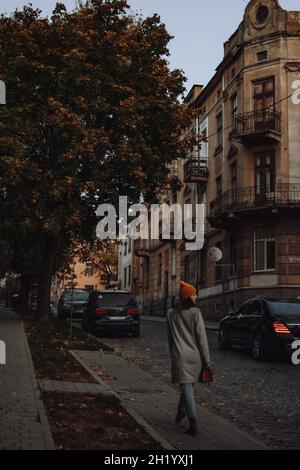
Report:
167,307,211,384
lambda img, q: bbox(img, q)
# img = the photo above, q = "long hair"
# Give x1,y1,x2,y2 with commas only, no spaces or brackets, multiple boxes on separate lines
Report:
179,297,196,311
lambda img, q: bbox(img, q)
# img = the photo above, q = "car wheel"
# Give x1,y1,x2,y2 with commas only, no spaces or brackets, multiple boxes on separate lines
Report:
252,331,267,361
218,327,232,350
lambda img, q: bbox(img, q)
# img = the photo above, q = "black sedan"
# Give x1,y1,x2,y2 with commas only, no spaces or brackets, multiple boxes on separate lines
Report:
219,298,300,361
82,290,141,337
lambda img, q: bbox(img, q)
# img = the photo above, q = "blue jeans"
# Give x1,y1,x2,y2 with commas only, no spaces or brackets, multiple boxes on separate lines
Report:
178,383,196,418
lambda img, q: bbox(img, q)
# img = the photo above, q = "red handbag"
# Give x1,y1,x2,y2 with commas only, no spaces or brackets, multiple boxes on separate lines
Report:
200,365,213,383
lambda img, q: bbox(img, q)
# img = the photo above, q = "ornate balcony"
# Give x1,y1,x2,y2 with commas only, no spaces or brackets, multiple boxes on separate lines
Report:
184,158,209,184
233,110,281,145
208,184,300,228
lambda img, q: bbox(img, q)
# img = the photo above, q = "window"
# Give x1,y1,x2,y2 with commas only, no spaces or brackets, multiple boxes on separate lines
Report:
85,285,94,292
128,265,131,287
254,226,275,272
229,233,237,273
256,5,269,24
199,126,208,163
199,250,206,284
128,238,131,254
184,255,189,281
252,300,263,316
238,301,262,316
216,176,222,196
158,254,162,285
184,255,196,283
144,257,150,289
124,242,127,256
124,267,127,287
216,112,223,148
253,77,275,128
231,162,237,196
257,50,268,62
255,152,275,195
238,301,252,316
231,94,238,125
215,242,222,282
85,262,94,276
172,245,176,277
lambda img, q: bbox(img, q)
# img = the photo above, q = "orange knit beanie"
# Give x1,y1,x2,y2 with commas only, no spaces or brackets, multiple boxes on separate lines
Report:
180,281,196,301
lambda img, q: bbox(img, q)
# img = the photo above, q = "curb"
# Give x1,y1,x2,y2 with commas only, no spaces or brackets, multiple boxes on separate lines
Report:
69,350,175,451
21,318,55,450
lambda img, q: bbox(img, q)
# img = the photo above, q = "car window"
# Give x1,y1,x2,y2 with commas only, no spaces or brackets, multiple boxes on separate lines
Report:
238,302,252,316
63,291,89,301
268,302,300,316
96,293,137,307
251,300,262,316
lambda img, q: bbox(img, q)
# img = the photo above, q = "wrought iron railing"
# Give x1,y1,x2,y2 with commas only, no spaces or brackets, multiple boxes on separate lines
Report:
184,158,209,182
234,109,281,136
210,184,300,218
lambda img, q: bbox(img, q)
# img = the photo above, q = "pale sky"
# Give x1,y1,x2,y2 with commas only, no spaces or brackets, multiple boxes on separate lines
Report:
1,0,300,92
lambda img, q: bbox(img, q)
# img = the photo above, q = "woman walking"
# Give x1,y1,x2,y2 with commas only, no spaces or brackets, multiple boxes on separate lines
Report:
167,281,212,437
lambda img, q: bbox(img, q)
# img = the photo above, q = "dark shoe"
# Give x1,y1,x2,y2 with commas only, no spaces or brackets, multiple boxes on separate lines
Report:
175,411,186,424
186,417,198,436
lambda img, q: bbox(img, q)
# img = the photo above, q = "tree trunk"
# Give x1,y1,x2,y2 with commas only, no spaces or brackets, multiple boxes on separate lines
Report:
37,234,58,324
20,274,31,312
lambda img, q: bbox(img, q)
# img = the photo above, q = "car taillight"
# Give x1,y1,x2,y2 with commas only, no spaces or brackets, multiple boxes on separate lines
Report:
273,321,291,334
128,308,140,316
94,308,107,315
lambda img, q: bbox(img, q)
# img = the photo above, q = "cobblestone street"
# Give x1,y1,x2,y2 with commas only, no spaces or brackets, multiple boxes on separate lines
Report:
93,319,300,450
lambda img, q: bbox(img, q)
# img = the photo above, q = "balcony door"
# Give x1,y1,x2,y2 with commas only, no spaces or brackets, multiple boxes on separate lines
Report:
253,77,275,131
255,152,275,206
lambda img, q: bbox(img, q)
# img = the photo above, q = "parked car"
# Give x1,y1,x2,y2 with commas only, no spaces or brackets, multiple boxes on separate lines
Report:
57,289,90,319
82,290,140,337
219,298,300,361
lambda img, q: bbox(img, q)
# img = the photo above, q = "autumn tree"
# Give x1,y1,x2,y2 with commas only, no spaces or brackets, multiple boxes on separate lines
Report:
0,1,191,322
79,239,118,286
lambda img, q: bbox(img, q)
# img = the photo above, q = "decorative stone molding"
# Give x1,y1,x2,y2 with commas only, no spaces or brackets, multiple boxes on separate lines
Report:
227,144,238,159
288,12,300,26
223,90,229,102
285,63,300,73
235,72,244,87
249,1,273,30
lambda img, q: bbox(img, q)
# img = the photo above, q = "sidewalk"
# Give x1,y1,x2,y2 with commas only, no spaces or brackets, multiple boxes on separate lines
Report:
0,307,54,450
141,314,220,331
73,349,268,450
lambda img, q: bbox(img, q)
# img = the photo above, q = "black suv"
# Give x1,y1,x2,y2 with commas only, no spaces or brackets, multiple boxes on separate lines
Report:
219,297,300,361
82,290,140,337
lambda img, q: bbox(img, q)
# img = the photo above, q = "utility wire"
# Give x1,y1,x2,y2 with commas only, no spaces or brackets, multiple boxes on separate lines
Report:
200,90,298,142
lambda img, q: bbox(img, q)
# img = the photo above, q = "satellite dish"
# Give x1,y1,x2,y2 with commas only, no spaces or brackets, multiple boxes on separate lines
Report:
208,247,223,263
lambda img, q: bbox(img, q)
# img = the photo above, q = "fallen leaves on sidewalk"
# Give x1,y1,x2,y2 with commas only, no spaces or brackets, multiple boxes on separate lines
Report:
43,391,162,450
97,371,114,382
23,319,112,383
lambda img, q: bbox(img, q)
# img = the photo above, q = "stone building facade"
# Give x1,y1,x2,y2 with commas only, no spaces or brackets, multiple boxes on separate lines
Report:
133,0,300,320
